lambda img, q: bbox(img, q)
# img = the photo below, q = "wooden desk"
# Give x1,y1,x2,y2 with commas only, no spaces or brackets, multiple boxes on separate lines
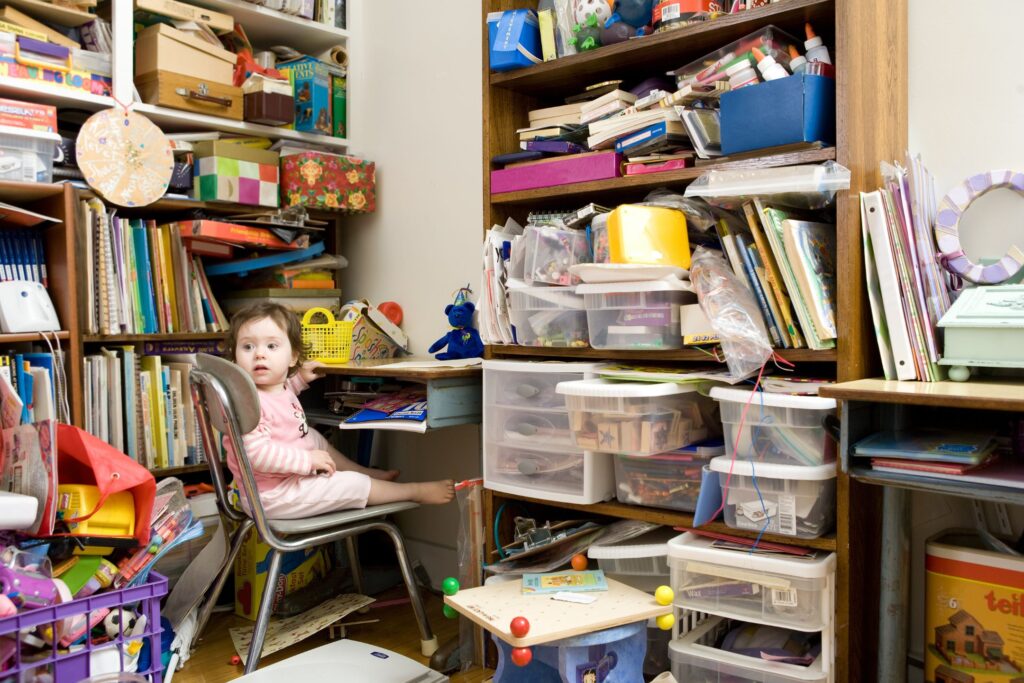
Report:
317,358,482,382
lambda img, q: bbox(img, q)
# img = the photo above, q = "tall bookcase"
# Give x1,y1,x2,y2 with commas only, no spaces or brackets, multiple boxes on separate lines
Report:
479,1,907,679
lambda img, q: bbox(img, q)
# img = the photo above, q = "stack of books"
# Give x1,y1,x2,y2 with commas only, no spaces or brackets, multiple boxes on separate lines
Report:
854,430,1019,488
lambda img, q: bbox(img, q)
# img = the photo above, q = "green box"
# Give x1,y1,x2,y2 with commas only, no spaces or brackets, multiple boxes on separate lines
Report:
331,73,346,139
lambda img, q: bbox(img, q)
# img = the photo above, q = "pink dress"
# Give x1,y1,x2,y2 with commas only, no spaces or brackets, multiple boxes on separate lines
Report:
225,375,371,519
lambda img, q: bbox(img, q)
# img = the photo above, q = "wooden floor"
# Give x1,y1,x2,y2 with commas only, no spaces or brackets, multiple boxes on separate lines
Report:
174,590,492,682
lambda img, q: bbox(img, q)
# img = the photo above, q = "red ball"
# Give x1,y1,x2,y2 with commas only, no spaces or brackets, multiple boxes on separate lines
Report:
378,301,404,326
510,647,532,667
571,554,588,571
230,655,242,666
509,616,530,638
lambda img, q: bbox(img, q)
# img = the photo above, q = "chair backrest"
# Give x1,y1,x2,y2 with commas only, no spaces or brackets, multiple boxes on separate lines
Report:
190,353,277,541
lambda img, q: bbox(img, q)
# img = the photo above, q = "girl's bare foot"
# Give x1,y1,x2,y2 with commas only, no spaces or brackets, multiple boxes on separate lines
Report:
369,468,400,481
412,480,455,505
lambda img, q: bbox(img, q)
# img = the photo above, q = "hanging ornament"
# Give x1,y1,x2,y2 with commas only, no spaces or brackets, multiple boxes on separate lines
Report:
76,109,173,207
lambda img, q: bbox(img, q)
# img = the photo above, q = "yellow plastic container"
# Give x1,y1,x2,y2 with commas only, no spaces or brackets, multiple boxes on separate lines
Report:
606,204,691,269
56,484,135,555
301,306,354,364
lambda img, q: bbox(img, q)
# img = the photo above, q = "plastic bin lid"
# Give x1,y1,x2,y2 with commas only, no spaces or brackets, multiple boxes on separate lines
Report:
588,527,680,560
0,124,60,143
508,285,584,309
576,277,693,295
556,378,703,397
667,532,835,577
709,386,836,410
482,359,603,373
709,455,836,481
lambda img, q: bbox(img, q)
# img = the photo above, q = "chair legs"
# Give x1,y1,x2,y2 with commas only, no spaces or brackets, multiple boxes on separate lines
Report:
245,548,283,674
345,536,364,594
377,520,438,657
194,517,254,646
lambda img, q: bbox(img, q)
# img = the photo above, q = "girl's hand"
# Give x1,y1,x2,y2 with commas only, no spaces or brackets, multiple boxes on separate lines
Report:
299,360,326,384
310,450,336,476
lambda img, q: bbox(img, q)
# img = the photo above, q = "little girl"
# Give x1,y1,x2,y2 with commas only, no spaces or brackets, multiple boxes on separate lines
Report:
224,302,455,519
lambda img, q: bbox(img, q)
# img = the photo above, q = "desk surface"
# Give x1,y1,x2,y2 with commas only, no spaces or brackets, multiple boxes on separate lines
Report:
316,358,482,381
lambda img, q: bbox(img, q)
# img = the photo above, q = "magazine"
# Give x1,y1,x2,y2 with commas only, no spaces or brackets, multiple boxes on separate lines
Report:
338,390,429,433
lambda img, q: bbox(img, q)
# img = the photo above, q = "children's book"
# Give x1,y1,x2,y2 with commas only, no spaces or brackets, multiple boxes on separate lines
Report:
521,569,608,594
338,391,429,433
783,219,837,340
853,430,997,465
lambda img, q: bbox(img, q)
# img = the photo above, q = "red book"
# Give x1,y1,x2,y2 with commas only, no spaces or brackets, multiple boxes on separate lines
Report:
490,152,621,194
176,220,304,250
869,457,991,476
624,158,692,175
184,239,234,259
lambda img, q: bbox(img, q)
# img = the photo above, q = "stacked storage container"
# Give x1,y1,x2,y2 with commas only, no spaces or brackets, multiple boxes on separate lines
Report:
668,532,836,682
483,360,614,504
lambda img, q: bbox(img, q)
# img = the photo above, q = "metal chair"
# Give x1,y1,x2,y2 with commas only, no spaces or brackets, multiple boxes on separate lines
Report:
188,353,438,674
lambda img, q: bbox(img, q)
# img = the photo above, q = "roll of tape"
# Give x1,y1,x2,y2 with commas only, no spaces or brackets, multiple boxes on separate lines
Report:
254,50,276,69
934,169,1024,284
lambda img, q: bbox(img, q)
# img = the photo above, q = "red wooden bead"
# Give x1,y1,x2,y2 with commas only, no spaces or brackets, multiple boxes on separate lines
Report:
509,616,530,638
510,647,532,667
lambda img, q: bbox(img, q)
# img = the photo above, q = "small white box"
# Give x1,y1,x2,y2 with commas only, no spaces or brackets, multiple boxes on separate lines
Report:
508,286,588,348
578,279,695,350
668,532,835,631
588,527,678,587
710,387,837,466
709,456,836,539
557,379,713,456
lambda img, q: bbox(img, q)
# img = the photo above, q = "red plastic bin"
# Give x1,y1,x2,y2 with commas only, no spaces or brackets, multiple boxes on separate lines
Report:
0,572,168,682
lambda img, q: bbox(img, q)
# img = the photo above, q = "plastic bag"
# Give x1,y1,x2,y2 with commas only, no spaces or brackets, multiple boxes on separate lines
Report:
689,247,772,379
640,188,717,232
685,161,851,210
454,479,485,670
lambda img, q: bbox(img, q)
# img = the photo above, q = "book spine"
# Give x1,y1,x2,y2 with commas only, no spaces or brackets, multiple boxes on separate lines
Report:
737,238,783,347
743,201,805,348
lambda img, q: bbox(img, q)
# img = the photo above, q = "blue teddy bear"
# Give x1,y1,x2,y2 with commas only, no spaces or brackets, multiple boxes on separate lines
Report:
429,302,484,360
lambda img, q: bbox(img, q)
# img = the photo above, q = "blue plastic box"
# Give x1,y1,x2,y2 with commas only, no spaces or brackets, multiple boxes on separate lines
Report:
487,9,542,72
719,73,835,155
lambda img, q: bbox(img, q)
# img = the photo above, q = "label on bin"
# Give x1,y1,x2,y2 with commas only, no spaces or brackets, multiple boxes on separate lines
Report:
777,495,797,536
618,309,672,326
771,588,799,607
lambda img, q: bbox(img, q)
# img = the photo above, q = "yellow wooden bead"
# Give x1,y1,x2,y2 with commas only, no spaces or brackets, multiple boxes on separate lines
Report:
655,585,674,606
656,613,675,631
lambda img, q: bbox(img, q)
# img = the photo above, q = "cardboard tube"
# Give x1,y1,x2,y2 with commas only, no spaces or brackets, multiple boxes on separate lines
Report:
316,45,348,69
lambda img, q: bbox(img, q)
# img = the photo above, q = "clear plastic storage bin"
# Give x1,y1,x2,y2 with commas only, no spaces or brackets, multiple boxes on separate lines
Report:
710,387,836,466
0,125,59,183
709,457,836,539
508,286,589,348
523,224,591,286
588,526,678,581
669,616,829,683
614,447,715,512
669,532,835,631
578,279,695,350
557,379,712,456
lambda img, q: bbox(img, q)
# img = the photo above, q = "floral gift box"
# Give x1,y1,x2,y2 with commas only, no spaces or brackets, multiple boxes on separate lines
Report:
280,151,376,213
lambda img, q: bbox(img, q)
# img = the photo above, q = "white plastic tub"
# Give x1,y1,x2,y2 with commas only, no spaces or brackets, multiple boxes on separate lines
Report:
508,286,589,348
587,527,678,582
668,532,835,631
710,387,836,466
577,279,695,350
614,449,712,512
709,456,836,539
557,379,711,456
669,616,829,683
0,125,58,183
483,442,614,504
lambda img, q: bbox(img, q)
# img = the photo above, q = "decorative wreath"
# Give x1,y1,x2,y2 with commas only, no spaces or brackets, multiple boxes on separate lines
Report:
934,169,1024,285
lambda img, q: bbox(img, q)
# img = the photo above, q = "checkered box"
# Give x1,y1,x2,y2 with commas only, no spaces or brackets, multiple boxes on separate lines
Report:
193,141,280,207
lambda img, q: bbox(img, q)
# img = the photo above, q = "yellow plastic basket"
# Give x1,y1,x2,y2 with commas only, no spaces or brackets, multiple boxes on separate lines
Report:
301,307,354,364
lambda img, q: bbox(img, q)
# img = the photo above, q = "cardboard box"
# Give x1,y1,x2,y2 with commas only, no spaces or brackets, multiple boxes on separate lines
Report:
280,151,375,213
487,9,541,72
926,530,1024,683
194,141,279,207
233,526,328,620
134,23,235,85
278,56,332,136
719,73,835,156
0,98,55,132
342,300,408,361
331,73,346,138
0,36,110,98
490,151,621,194
135,0,234,34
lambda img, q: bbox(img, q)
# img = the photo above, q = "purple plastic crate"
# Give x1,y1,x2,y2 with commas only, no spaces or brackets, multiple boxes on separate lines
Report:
0,572,167,682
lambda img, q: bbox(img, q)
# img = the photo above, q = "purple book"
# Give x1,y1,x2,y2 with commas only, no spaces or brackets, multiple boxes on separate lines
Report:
491,152,622,194
525,140,586,154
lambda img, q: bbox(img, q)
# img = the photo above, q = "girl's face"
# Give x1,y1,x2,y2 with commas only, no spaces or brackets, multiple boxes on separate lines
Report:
234,316,298,391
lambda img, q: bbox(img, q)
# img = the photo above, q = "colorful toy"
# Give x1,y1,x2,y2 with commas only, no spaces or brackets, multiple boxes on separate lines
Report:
510,646,533,667
441,577,460,596
601,0,654,44
655,585,674,606
571,554,588,572
443,604,458,619
510,616,530,638
573,0,615,24
0,548,58,609
570,13,603,51
429,289,484,361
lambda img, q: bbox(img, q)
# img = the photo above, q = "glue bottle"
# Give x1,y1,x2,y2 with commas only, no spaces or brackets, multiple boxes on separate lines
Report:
804,22,832,64
726,56,759,89
788,45,807,74
752,47,789,81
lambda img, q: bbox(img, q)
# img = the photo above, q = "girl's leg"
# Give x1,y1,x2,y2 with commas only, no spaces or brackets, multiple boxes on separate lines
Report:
314,429,400,480
367,478,455,506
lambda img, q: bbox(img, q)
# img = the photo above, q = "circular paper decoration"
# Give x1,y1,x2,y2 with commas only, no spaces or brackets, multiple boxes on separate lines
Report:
934,169,1024,284
76,109,173,207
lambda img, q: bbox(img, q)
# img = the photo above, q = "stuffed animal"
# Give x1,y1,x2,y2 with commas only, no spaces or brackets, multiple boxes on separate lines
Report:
429,302,483,360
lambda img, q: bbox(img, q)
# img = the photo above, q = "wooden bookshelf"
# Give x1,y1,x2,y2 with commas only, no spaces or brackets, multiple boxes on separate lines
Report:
821,377,1024,412
0,331,70,343
481,1,907,679
82,333,228,344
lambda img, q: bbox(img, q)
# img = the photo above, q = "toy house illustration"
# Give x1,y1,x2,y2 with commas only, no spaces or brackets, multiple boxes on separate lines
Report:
933,609,1021,680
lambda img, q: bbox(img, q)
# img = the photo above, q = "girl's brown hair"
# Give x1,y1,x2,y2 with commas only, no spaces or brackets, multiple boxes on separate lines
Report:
225,302,308,376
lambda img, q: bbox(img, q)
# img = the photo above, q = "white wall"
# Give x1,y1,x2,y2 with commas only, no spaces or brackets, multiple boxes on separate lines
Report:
906,1,1024,674
343,0,482,587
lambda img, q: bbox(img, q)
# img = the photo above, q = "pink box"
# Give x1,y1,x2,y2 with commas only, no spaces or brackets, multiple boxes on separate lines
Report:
491,152,622,194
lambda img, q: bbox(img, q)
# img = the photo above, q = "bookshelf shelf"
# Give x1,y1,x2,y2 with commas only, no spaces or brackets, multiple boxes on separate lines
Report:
189,0,349,54
848,467,1024,507
484,345,836,363
0,77,112,112
490,147,836,205
82,333,228,343
3,0,94,26
150,463,215,478
488,490,838,552
489,0,834,97
820,378,1024,412
0,331,70,343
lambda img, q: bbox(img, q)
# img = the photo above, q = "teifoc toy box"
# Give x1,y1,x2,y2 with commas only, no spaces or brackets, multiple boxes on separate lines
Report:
926,530,1024,683
234,525,328,620
278,56,333,136
719,73,835,155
